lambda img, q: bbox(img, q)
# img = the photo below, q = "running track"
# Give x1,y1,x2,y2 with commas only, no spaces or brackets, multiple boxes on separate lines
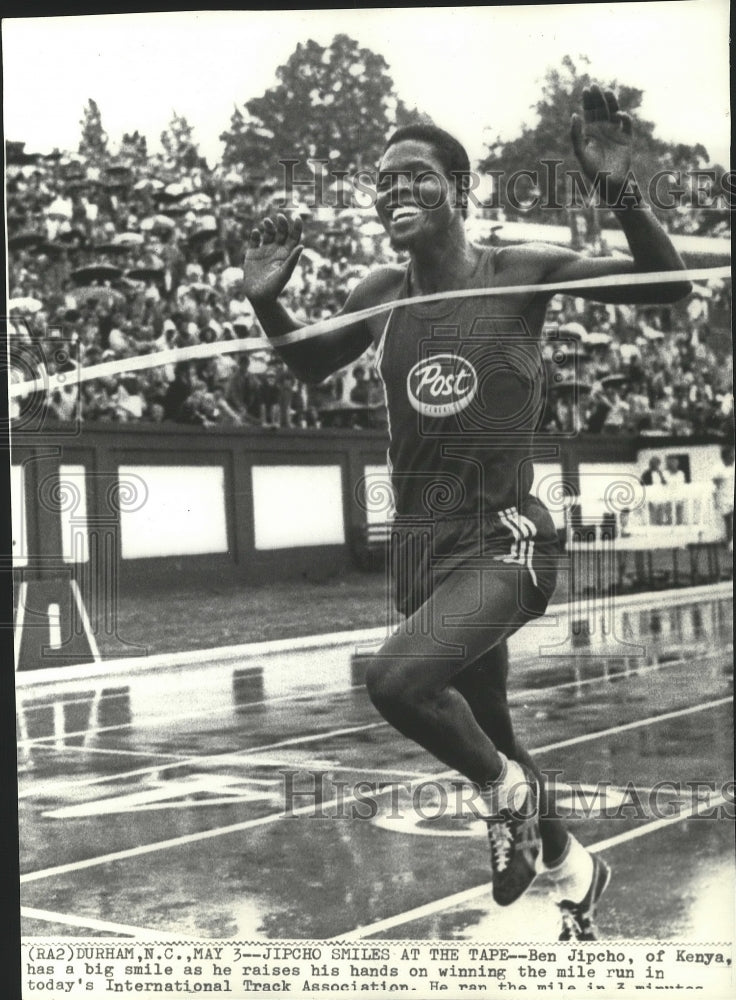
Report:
17,583,734,942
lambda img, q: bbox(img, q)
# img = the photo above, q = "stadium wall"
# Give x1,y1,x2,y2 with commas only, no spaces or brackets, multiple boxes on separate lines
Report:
11,424,726,585
11,425,730,670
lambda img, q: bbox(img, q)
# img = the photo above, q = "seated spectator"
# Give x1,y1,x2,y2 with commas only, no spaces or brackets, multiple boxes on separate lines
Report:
163,362,193,421
626,381,652,432
177,387,219,428
601,386,630,434
650,389,676,434
225,355,261,423
145,401,166,423
258,367,282,428
210,384,248,427
48,381,79,422
117,375,145,420
278,368,298,428
583,384,612,434
712,444,735,550
664,454,686,486
641,454,668,525
138,366,171,413
81,381,115,422
640,455,666,486
349,365,371,406
104,375,134,422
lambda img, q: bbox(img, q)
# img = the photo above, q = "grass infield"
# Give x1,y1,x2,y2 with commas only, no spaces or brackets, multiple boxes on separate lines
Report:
97,543,722,657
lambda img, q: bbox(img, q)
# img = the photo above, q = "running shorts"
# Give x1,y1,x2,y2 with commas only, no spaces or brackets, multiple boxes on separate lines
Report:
390,494,559,620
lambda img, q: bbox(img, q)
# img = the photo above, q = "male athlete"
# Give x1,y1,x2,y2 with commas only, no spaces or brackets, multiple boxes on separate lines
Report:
243,86,690,939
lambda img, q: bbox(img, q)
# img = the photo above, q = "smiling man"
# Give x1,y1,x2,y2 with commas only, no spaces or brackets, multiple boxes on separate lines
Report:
243,85,691,939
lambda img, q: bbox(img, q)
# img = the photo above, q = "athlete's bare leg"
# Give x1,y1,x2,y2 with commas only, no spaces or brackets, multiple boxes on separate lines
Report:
452,642,569,864
365,566,539,787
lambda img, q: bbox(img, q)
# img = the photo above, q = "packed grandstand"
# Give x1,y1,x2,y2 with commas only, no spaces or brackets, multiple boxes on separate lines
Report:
7,140,733,438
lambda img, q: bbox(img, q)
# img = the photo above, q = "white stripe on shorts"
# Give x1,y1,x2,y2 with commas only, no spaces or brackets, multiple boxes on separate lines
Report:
499,506,538,588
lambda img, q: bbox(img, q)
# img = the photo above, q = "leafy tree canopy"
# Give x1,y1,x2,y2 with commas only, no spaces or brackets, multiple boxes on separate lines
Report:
78,99,108,161
161,112,207,171
480,56,724,235
220,34,422,179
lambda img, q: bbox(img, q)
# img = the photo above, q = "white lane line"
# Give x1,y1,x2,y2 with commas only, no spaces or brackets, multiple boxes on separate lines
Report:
21,691,139,713
334,767,436,779
16,656,633,715
16,685,352,745
19,804,323,884
24,792,730,940
16,627,730,746
15,581,733,690
20,673,732,804
18,722,387,800
524,696,732,755
14,626,391,688
71,579,101,661
18,683,342,720
19,699,731,884
329,794,728,940
508,652,706,702
21,907,182,939
422,696,732,784
14,581,28,670
17,652,715,800
24,743,189,761
589,796,731,852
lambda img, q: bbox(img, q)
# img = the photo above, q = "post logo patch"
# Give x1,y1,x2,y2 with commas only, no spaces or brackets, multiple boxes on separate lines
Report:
406,354,478,417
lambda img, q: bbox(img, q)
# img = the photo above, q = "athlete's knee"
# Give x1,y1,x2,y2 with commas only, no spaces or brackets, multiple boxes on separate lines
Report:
365,658,409,715
453,664,507,703
365,656,436,717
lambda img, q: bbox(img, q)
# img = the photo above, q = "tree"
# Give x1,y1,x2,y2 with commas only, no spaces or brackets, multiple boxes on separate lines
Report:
220,34,414,178
119,130,148,166
480,55,721,238
78,99,108,161
161,112,207,170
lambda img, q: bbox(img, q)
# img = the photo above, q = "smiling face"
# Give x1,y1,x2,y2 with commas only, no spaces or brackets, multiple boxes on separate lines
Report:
376,139,461,251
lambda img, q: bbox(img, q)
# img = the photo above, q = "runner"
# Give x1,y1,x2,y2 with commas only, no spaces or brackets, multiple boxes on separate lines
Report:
243,85,690,939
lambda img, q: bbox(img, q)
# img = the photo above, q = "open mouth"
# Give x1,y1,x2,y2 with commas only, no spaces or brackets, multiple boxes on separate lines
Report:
390,206,422,224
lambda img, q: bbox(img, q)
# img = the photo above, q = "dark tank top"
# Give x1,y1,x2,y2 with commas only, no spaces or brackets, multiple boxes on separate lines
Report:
375,247,545,519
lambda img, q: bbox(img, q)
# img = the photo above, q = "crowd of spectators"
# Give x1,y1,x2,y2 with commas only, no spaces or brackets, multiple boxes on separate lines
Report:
538,286,733,437
7,139,733,438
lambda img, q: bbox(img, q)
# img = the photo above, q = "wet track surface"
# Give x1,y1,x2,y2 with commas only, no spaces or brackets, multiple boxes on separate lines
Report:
17,587,734,942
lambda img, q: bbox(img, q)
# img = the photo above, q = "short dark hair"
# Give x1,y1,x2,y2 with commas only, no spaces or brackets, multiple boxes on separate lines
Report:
383,124,471,218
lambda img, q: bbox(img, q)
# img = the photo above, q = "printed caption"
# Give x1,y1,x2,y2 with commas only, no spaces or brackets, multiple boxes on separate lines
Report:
22,941,733,997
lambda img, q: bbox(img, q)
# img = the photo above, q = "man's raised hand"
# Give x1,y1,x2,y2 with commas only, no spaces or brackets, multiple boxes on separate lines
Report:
571,85,634,204
243,213,304,304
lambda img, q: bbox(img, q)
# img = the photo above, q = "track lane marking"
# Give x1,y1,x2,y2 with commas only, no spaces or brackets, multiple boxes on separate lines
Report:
23,790,729,939
18,722,387,801
21,743,189,762
17,635,730,745
18,649,729,798
20,907,182,939
20,697,731,884
16,686,351,745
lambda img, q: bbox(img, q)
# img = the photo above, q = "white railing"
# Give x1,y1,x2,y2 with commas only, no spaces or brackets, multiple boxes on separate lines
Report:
568,481,725,550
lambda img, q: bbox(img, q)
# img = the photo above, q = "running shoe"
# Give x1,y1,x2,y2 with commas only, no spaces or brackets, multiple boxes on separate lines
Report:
486,764,542,906
558,855,611,940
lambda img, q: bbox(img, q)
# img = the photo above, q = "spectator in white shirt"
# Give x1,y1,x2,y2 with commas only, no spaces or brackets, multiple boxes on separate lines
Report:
712,445,734,551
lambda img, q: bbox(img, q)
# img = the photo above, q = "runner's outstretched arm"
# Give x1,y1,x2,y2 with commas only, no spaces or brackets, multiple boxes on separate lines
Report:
243,213,374,383
518,85,692,304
